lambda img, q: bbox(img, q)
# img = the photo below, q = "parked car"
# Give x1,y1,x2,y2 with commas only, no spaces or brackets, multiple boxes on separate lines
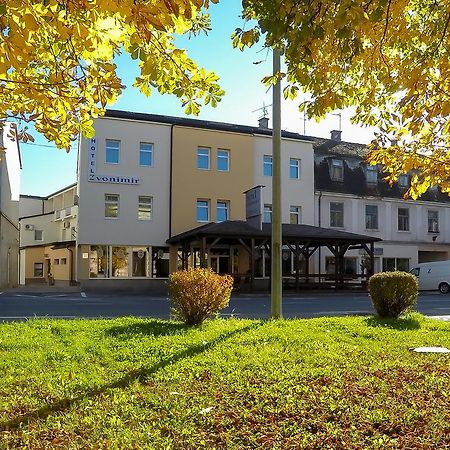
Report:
410,260,450,293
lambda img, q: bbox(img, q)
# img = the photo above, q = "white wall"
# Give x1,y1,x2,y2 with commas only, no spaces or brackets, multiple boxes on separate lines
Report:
20,214,60,247
253,135,315,225
77,117,171,246
314,191,450,273
20,196,44,218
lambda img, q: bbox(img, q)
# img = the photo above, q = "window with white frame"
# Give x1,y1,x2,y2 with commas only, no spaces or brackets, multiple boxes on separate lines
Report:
330,159,344,181
290,206,301,224
34,229,43,241
216,200,229,222
366,165,378,184
196,199,209,222
217,149,230,171
197,147,210,170
428,210,439,233
105,194,119,218
105,139,120,164
330,202,344,227
365,205,378,230
263,155,272,177
398,208,409,231
263,204,272,223
289,158,301,179
138,196,152,220
139,142,153,166
398,174,409,188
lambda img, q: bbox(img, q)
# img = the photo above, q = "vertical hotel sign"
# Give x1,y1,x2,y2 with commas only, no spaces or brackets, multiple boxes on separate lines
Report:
87,137,141,185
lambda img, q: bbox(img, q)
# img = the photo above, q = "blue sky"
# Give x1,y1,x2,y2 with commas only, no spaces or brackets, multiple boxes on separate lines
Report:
20,0,375,196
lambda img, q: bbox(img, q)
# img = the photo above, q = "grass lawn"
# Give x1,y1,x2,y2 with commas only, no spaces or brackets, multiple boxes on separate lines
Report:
1,314,450,449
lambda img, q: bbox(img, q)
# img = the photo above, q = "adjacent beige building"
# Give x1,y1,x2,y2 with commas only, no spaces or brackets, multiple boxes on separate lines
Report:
0,123,21,289
19,184,77,285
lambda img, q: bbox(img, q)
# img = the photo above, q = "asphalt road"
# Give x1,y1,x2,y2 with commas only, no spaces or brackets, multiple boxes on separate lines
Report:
1,289,450,322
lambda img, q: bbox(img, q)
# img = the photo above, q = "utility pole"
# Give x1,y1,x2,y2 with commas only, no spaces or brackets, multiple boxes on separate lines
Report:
271,47,282,319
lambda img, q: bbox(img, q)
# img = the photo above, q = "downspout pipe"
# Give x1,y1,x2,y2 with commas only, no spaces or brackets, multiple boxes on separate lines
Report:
68,246,74,285
169,123,174,239
318,191,322,282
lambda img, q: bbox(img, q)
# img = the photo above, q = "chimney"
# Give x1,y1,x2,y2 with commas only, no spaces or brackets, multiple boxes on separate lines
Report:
258,117,269,129
330,130,342,141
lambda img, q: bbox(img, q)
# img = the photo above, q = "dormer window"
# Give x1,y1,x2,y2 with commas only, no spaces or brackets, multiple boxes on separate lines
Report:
398,174,408,188
366,165,378,184
330,159,344,181
428,210,439,233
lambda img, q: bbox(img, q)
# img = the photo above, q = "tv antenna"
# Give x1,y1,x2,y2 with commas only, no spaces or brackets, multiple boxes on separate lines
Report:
252,102,272,119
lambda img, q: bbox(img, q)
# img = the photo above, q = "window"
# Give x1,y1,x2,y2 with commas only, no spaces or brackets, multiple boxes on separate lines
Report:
263,204,272,223
132,247,149,277
289,158,301,179
398,174,409,188
428,210,439,233
196,200,209,222
197,147,210,170
216,201,229,222
330,159,344,181
105,194,119,218
89,245,151,278
330,202,344,227
89,245,109,278
263,155,272,176
398,208,409,231
365,205,378,230
61,258,67,265
105,139,120,164
290,206,301,224
138,196,152,220
54,259,60,265
139,142,153,166
383,257,409,272
410,267,420,277
33,263,44,277
217,149,230,172
112,246,129,277
34,230,43,241
366,165,378,184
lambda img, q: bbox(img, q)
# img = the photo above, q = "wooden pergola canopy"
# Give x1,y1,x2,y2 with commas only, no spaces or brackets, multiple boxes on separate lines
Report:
167,221,382,290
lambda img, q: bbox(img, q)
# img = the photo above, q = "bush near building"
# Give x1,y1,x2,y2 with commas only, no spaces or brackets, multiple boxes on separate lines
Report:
168,268,233,325
369,271,418,318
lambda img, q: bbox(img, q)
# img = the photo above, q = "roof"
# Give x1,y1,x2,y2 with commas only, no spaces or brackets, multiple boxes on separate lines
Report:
311,136,369,158
20,182,77,200
105,109,314,142
167,221,381,245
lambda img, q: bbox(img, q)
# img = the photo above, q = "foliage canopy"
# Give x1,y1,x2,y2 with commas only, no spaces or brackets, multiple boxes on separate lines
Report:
0,0,223,149
236,0,450,198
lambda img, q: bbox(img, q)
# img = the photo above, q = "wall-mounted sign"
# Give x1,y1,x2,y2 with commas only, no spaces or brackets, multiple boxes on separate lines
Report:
87,137,141,185
244,185,265,230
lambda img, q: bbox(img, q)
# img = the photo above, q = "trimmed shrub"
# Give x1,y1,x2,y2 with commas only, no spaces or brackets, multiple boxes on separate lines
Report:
168,268,234,325
368,271,418,318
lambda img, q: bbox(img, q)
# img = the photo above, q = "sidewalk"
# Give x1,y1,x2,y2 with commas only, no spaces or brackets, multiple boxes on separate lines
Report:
4,284,82,294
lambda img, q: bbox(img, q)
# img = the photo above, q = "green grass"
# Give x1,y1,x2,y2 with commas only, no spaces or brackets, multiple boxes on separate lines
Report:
1,314,450,449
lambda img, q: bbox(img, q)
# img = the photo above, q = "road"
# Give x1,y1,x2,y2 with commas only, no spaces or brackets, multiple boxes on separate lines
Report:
1,289,450,322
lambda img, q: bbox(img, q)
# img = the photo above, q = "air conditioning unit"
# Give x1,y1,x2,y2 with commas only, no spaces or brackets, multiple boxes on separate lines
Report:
63,220,71,229
24,224,34,231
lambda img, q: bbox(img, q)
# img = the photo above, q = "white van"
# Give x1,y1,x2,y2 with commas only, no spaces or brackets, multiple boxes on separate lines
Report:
410,260,450,293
